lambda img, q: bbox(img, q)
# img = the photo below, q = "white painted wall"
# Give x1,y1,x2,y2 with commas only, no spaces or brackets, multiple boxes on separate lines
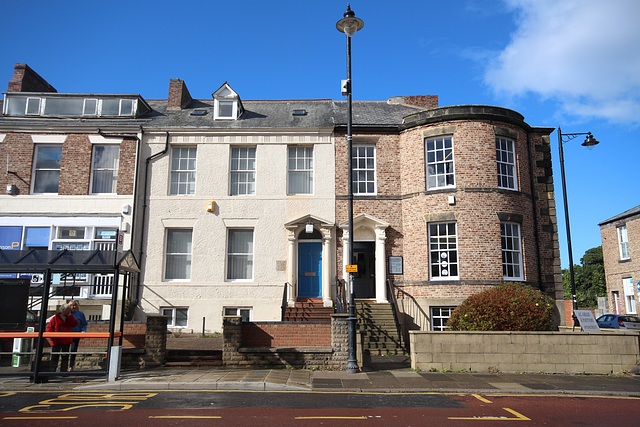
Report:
140,132,336,332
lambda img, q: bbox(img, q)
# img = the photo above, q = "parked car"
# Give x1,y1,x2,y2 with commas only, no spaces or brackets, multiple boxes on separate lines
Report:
596,314,640,330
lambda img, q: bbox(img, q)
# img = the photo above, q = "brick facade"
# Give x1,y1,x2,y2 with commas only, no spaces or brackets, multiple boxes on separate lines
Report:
599,206,640,314
336,106,561,329
0,133,137,195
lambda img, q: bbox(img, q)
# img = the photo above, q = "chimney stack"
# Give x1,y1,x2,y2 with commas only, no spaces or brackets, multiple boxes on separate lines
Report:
7,63,57,93
388,95,438,109
168,79,193,110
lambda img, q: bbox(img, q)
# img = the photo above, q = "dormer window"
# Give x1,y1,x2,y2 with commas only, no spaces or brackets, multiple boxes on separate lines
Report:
212,83,243,120
2,93,151,118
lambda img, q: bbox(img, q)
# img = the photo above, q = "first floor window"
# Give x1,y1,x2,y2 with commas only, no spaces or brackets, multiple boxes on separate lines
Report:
429,222,458,279
617,225,630,260
32,144,62,193
431,307,455,331
425,136,455,189
224,307,252,322
352,145,376,194
165,229,192,280
288,146,313,194
230,146,256,195
161,307,188,327
496,137,517,190
501,222,523,280
170,146,197,195
91,144,120,193
227,228,254,281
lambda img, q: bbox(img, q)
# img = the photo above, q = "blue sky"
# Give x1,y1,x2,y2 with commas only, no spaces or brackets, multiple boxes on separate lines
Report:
2,0,639,268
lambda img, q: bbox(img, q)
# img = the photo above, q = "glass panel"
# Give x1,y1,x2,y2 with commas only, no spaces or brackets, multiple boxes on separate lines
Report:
219,100,233,117
227,229,253,280
35,145,62,169
175,308,188,326
165,229,192,280
120,99,134,116
6,97,27,115
33,170,60,193
102,99,119,116
83,99,98,115
44,98,84,116
26,98,41,115
91,145,120,193
59,227,85,239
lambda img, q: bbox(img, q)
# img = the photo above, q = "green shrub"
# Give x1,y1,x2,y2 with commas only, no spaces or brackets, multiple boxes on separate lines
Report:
447,282,556,331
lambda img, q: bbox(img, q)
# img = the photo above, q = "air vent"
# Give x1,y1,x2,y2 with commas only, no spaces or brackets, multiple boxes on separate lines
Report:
190,110,207,116
292,109,307,116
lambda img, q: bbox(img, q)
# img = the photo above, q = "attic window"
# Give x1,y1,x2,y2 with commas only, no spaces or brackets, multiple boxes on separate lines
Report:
190,110,207,116
292,109,307,116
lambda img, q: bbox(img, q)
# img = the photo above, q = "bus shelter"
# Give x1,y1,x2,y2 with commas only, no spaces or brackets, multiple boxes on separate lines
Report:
0,247,139,383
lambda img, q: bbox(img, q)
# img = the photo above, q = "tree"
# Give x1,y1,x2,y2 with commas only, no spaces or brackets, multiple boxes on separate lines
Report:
562,246,606,308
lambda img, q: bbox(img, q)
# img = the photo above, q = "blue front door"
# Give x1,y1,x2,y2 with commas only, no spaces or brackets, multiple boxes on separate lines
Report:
298,242,322,298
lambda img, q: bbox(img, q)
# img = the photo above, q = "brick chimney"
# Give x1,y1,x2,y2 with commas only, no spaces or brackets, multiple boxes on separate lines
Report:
167,79,193,110
388,95,438,109
7,63,57,93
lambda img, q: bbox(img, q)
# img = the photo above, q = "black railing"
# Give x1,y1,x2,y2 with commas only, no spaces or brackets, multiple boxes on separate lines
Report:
281,282,289,321
386,279,407,350
335,277,347,314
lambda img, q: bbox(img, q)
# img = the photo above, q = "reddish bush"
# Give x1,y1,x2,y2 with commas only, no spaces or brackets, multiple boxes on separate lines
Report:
448,283,556,331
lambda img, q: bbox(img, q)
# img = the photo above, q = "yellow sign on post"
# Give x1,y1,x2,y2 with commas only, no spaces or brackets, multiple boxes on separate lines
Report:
346,264,358,273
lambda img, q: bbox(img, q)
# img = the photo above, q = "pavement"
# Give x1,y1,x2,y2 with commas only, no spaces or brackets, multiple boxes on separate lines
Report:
1,367,639,396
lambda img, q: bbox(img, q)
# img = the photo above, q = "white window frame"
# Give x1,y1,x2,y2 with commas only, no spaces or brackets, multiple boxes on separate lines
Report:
169,146,197,195
352,144,377,195
431,306,456,331
617,225,630,260
31,144,63,194
428,222,459,280
230,146,256,196
287,146,314,195
83,99,98,116
224,307,252,322
164,228,193,281
90,144,120,194
623,278,636,314
161,307,188,328
501,222,524,280
496,137,518,190
425,136,455,190
226,228,254,281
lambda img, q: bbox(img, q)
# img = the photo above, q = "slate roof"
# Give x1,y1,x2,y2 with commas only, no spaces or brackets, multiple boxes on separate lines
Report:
0,98,425,131
599,204,640,226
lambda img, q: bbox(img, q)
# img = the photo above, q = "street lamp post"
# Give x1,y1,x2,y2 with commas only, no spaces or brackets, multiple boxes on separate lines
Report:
557,128,599,326
337,4,364,373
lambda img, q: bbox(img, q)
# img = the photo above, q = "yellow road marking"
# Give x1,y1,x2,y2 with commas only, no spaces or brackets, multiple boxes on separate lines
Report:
296,416,368,420
5,416,78,420
149,416,222,419
449,407,530,421
472,394,493,403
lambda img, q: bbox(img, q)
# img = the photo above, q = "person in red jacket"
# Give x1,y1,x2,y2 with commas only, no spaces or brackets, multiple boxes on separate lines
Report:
47,303,78,372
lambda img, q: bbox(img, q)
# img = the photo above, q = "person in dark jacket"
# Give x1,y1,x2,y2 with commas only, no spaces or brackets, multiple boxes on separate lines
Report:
68,300,87,371
46,303,78,372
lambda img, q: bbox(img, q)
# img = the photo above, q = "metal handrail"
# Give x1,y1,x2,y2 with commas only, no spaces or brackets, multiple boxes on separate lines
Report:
281,282,289,321
335,277,347,314
386,279,407,350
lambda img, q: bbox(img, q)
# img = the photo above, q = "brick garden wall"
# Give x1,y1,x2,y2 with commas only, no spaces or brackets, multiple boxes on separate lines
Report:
81,322,146,348
242,322,331,347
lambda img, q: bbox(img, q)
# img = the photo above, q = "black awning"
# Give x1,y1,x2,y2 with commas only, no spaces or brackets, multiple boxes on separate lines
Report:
0,248,140,274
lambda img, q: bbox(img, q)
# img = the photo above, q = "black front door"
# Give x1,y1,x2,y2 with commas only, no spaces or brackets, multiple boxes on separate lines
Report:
352,242,375,299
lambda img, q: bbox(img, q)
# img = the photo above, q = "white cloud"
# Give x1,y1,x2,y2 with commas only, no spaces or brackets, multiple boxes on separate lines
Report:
485,0,640,124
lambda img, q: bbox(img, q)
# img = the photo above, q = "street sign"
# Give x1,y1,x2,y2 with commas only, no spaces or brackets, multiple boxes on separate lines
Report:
346,264,358,273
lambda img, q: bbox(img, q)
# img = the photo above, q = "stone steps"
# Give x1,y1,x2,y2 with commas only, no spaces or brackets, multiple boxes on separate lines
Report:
356,302,406,356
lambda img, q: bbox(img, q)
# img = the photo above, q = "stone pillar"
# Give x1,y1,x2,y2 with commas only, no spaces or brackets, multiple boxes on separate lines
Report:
322,227,333,307
331,314,349,368
222,315,243,367
286,231,296,305
145,315,167,366
375,226,388,303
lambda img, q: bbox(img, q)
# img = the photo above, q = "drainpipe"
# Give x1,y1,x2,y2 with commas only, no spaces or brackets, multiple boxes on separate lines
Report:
526,131,544,291
136,132,170,302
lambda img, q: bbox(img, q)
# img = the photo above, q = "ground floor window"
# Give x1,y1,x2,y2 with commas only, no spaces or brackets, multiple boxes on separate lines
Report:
224,307,251,322
431,306,456,331
623,278,636,314
161,307,188,327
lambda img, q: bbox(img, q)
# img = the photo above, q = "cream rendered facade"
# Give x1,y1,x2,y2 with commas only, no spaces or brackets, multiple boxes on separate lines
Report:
140,131,336,332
